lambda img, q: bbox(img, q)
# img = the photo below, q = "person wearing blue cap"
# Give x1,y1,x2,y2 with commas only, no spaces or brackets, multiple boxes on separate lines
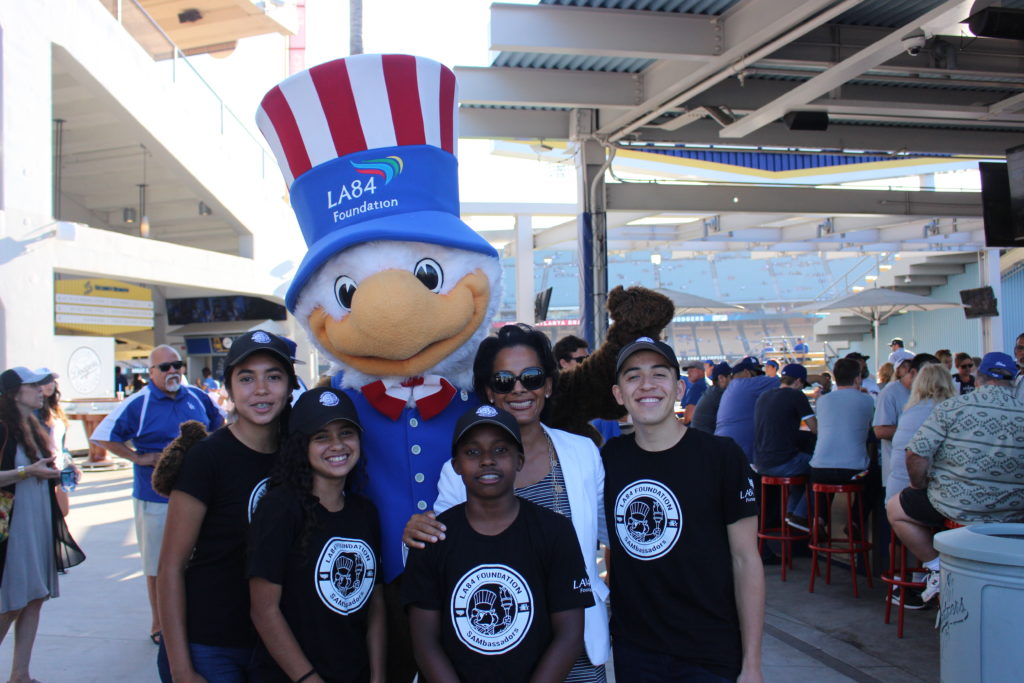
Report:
715,357,780,464
888,351,1024,603
680,360,709,425
690,362,732,435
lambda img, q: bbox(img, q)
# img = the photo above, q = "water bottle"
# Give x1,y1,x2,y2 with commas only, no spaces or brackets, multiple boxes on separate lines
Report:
60,463,76,492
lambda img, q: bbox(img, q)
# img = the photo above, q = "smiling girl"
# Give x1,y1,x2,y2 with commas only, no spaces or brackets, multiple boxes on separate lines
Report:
157,330,298,683
248,387,384,683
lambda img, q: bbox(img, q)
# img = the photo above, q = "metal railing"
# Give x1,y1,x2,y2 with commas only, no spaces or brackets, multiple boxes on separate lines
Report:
97,0,276,181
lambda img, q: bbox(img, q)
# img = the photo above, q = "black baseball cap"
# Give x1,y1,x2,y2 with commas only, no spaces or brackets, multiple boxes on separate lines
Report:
731,356,762,374
711,362,732,380
845,351,870,361
781,363,808,382
615,337,680,377
452,405,523,456
289,387,362,435
0,367,53,394
225,329,296,371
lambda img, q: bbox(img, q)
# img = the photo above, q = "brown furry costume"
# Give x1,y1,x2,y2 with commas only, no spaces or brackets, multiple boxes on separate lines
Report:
151,420,209,497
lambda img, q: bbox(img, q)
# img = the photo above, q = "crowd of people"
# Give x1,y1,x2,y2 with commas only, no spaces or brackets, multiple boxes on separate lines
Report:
1,328,1022,682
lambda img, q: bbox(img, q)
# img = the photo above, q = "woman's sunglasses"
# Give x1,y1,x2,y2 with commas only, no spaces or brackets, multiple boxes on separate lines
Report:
489,367,547,394
152,361,185,372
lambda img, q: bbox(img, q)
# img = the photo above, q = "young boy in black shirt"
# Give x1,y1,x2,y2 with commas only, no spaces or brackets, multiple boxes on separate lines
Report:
604,338,764,683
402,405,593,682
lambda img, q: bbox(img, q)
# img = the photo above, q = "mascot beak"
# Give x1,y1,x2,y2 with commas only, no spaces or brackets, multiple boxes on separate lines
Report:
309,268,490,378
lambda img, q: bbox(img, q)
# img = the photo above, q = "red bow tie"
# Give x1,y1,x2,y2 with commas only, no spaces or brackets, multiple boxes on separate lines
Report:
360,376,457,421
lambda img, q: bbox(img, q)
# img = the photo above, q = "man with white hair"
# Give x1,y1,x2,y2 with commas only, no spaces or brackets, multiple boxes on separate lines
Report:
92,344,223,643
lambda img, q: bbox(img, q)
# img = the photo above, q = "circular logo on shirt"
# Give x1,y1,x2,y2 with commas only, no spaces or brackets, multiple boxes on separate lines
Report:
251,331,271,344
319,391,340,407
476,405,498,418
614,479,682,560
451,564,533,655
315,537,376,615
247,477,269,522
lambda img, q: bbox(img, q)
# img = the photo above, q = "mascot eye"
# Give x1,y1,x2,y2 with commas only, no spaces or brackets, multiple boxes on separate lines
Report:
334,276,357,310
414,258,443,293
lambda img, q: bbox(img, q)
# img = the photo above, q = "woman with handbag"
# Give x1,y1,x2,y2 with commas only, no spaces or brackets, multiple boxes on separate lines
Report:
0,366,85,683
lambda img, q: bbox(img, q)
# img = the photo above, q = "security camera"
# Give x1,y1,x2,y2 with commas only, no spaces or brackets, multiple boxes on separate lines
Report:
903,34,927,56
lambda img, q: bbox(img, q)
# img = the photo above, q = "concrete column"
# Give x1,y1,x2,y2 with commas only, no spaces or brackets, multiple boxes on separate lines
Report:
980,248,1003,353
514,214,534,324
573,109,608,346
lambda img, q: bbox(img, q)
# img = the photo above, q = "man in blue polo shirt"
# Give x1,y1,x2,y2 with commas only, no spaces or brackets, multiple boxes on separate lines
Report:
92,344,223,642
681,360,709,425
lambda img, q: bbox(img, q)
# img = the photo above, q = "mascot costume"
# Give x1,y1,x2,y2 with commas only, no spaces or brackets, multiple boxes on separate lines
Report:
257,53,673,677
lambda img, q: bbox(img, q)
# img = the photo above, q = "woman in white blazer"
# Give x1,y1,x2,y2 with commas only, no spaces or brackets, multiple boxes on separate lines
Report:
404,324,611,682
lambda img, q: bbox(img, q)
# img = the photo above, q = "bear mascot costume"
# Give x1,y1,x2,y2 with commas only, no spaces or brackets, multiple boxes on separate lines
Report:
257,53,673,678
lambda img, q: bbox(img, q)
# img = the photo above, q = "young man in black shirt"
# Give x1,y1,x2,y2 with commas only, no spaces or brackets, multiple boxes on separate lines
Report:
604,337,764,682
402,406,593,682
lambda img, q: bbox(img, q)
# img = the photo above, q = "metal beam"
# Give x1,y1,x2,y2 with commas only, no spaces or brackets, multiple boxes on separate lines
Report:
718,0,993,139
606,183,982,216
459,107,569,141
489,2,716,61
456,67,638,110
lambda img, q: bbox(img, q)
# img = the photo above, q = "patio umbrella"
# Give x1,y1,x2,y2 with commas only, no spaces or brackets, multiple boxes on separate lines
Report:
795,287,965,364
653,288,745,314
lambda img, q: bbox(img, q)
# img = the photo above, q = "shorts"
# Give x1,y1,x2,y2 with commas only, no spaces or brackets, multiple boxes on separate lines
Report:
898,487,946,528
133,498,168,576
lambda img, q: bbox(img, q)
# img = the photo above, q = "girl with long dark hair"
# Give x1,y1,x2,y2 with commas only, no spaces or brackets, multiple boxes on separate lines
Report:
0,367,84,683
248,387,384,683
157,331,298,683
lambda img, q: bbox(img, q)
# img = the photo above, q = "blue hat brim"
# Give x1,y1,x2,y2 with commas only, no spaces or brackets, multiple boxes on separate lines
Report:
285,210,498,311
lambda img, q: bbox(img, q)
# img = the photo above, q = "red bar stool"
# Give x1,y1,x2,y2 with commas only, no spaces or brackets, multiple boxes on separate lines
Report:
943,519,964,530
881,532,925,637
808,482,873,597
757,475,809,581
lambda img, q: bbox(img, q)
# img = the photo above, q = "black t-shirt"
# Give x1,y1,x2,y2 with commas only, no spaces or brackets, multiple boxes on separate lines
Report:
174,427,276,647
752,387,815,470
690,384,725,434
248,487,382,683
602,428,758,679
401,499,594,683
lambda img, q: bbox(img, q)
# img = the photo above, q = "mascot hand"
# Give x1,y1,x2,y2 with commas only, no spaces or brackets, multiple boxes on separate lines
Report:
606,285,675,344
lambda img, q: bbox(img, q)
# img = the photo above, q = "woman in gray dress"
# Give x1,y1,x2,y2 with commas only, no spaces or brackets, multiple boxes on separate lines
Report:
0,367,83,683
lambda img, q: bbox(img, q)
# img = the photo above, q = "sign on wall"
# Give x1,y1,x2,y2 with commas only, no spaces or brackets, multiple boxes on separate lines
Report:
55,278,154,336
54,335,115,400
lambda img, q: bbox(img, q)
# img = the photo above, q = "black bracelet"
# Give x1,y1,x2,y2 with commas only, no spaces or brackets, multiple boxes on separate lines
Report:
295,670,316,683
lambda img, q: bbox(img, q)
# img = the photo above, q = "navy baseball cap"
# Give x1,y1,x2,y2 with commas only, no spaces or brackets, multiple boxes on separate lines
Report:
225,329,297,371
781,363,807,382
615,337,680,377
845,351,870,361
452,405,523,455
731,356,762,374
978,352,1017,379
290,387,362,435
711,362,732,380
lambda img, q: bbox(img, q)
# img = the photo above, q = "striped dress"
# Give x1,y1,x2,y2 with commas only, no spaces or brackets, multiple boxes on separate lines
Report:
517,460,607,683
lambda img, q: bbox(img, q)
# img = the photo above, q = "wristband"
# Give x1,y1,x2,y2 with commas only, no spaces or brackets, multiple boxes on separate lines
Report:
295,670,317,683
17,465,27,480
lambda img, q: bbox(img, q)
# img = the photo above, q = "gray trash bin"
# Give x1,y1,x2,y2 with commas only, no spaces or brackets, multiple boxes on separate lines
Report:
934,523,1024,683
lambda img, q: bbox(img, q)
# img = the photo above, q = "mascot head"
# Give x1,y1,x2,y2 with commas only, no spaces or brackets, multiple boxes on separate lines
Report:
257,54,501,390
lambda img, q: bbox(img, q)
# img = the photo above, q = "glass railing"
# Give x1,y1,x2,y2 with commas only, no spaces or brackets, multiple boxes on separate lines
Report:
97,0,276,182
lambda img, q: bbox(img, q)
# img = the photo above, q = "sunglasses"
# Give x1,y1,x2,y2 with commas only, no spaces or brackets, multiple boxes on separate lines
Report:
960,363,974,369
569,354,589,363
489,367,547,394
152,361,185,372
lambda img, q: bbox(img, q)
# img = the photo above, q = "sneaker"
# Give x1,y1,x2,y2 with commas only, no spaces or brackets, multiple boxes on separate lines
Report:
785,513,810,532
921,570,941,602
890,588,927,610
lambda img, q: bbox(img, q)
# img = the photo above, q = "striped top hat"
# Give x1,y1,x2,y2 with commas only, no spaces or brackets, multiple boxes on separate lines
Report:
257,54,496,311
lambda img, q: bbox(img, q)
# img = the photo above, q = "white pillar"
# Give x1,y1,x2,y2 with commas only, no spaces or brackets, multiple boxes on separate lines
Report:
980,248,1003,353
514,214,534,324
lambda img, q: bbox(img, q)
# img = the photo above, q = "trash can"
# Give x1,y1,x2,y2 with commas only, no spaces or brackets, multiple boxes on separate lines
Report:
934,523,1024,683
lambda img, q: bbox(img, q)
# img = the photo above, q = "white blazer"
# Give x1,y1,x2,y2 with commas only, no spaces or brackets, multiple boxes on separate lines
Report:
434,424,611,666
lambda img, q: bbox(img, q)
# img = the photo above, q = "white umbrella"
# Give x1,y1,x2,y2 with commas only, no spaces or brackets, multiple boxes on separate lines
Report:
653,288,745,314
796,287,965,364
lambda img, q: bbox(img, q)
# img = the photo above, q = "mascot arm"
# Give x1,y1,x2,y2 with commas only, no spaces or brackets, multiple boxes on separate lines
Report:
549,286,674,437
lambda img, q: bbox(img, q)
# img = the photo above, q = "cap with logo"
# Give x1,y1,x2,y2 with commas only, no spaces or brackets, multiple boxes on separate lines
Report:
711,361,732,380
290,387,363,435
224,329,297,372
0,367,54,394
780,363,807,382
257,54,498,312
731,356,762,375
615,337,680,377
978,351,1018,379
889,348,915,370
452,405,523,455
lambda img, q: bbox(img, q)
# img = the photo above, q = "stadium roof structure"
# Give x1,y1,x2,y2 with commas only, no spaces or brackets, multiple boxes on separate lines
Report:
457,0,1024,256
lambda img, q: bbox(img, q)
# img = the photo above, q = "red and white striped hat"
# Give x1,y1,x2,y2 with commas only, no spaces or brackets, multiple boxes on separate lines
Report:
257,53,458,187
